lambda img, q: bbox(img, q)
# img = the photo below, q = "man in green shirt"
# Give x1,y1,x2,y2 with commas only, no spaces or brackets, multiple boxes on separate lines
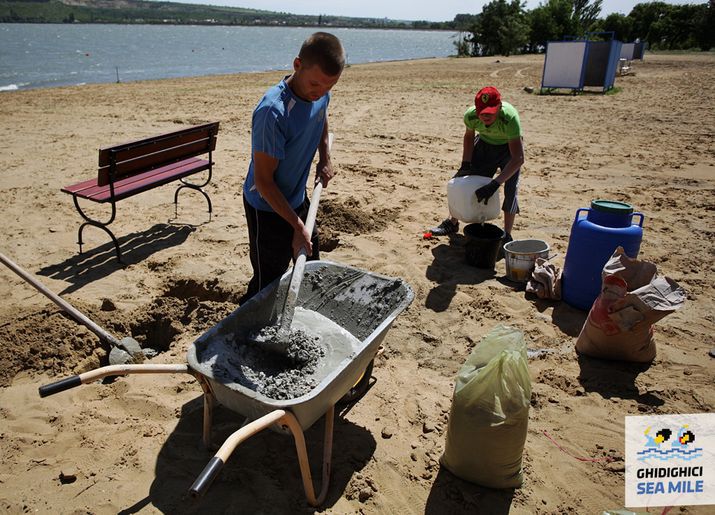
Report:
428,86,524,252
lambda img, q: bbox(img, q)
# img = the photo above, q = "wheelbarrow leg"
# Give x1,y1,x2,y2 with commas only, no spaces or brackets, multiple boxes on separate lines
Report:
194,374,215,449
288,405,334,506
189,409,288,498
189,406,335,507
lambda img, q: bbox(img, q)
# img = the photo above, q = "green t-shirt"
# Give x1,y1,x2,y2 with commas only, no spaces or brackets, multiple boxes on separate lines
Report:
463,101,522,145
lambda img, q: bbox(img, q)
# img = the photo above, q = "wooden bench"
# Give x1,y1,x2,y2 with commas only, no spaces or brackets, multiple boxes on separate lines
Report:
62,122,220,262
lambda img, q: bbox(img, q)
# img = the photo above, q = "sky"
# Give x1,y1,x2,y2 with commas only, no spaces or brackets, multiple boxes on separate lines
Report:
168,0,703,22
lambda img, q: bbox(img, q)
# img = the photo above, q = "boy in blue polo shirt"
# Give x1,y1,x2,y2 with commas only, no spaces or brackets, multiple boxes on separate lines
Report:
428,86,524,254
240,32,345,304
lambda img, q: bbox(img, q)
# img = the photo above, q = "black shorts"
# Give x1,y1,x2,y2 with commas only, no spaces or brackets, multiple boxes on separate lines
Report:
240,195,319,305
454,137,520,214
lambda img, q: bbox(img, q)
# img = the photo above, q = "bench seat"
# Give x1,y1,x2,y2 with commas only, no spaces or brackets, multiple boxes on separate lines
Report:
62,157,210,203
62,121,219,262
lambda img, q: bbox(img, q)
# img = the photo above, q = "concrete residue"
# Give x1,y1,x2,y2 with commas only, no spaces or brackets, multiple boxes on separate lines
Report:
300,268,405,341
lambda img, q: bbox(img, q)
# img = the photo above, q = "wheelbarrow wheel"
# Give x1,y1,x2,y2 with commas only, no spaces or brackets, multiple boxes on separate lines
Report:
338,359,374,405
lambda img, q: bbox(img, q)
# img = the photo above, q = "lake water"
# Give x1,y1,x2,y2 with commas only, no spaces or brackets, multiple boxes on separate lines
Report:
0,24,458,91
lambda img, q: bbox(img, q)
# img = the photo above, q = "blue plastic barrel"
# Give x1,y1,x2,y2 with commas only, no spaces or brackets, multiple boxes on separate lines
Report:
562,200,644,311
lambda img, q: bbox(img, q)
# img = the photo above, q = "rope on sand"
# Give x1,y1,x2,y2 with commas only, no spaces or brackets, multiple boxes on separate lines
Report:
542,430,615,463
543,430,674,515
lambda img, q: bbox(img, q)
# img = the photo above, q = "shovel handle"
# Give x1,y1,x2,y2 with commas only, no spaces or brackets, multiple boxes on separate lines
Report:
278,182,322,335
0,251,120,347
278,133,333,333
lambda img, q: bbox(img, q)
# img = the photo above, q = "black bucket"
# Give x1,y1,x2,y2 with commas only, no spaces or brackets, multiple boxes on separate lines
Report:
464,223,505,269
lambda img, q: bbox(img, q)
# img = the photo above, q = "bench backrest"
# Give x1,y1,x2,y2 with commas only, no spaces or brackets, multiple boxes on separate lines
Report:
97,122,219,186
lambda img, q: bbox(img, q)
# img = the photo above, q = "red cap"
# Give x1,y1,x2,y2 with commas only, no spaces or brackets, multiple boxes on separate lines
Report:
475,86,501,115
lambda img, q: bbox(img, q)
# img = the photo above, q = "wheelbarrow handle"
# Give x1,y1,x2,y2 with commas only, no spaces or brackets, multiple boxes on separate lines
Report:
189,457,225,498
39,375,82,397
190,409,288,498
38,364,190,397
190,407,335,507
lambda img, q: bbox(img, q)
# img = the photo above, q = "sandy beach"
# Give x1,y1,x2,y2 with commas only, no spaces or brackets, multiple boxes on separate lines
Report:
0,52,714,514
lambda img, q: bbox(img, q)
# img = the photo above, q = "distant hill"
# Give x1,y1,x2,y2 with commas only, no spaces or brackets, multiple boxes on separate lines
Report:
0,0,453,29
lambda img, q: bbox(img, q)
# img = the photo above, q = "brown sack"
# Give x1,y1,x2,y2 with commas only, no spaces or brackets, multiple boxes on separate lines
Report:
575,247,686,363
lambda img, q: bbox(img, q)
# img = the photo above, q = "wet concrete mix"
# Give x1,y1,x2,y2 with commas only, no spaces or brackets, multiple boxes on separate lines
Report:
199,267,407,401
227,324,327,400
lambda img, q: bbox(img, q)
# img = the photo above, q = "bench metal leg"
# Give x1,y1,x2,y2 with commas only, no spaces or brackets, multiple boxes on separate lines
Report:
78,221,122,263
174,184,213,221
72,194,122,263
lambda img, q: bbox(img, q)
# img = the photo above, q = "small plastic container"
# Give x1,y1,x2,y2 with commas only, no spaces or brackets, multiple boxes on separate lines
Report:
504,239,550,282
448,176,501,223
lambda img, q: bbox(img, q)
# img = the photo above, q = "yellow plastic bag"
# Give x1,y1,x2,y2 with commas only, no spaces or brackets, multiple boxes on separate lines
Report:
440,325,531,488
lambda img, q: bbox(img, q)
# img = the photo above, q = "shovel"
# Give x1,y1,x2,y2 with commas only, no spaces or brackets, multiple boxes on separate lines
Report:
0,250,144,364
251,133,333,354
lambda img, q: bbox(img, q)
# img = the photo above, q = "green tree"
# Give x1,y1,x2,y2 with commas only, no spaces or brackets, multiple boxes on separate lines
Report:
652,4,706,49
695,0,715,50
451,13,481,56
572,0,603,36
470,0,530,56
628,2,671,47
453,33,472,56
628,2,710,50
525,0,576,51
601,12,633,41
454,13,480,30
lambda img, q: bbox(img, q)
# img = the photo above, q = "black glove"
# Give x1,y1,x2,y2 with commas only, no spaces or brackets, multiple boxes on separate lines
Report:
458,161,471,173
475,179,500,203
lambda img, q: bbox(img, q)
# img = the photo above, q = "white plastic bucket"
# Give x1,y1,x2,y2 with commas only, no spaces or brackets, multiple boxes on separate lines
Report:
447,175,501,223
504,240,550,282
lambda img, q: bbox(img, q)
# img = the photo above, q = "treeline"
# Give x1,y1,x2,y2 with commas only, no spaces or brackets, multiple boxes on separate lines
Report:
453,0,714,56
2,0,713,47
0,0,416,28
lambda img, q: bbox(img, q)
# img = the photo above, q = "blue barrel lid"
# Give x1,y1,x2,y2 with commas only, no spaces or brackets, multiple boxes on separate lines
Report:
591,199,634,214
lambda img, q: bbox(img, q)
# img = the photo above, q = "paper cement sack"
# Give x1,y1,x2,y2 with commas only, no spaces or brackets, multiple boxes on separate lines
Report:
440,325,531,488
576,247,686,363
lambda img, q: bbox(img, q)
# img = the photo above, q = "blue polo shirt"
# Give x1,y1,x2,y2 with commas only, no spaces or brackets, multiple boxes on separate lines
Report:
243,78,329,211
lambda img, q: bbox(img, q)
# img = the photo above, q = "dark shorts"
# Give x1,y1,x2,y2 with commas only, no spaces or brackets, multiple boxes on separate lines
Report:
454,137,520,214
240,195,319,305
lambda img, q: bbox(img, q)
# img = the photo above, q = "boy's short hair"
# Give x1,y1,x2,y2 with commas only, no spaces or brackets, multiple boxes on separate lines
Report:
299,32,345,76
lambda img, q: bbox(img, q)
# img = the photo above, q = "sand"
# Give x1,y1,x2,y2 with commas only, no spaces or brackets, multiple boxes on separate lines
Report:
0,52,713,514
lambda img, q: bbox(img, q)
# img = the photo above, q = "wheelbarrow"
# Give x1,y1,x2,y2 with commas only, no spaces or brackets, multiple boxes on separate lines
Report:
39,260,413,506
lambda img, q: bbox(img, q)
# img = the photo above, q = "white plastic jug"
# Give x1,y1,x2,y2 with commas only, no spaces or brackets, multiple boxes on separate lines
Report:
447,176,501,223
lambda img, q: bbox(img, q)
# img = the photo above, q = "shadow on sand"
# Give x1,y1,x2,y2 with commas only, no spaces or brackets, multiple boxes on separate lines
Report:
530,295,589,337
577,354,664,406
425,468,515,515
116,394,376,514
38,223,195,295
425,235,499,312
